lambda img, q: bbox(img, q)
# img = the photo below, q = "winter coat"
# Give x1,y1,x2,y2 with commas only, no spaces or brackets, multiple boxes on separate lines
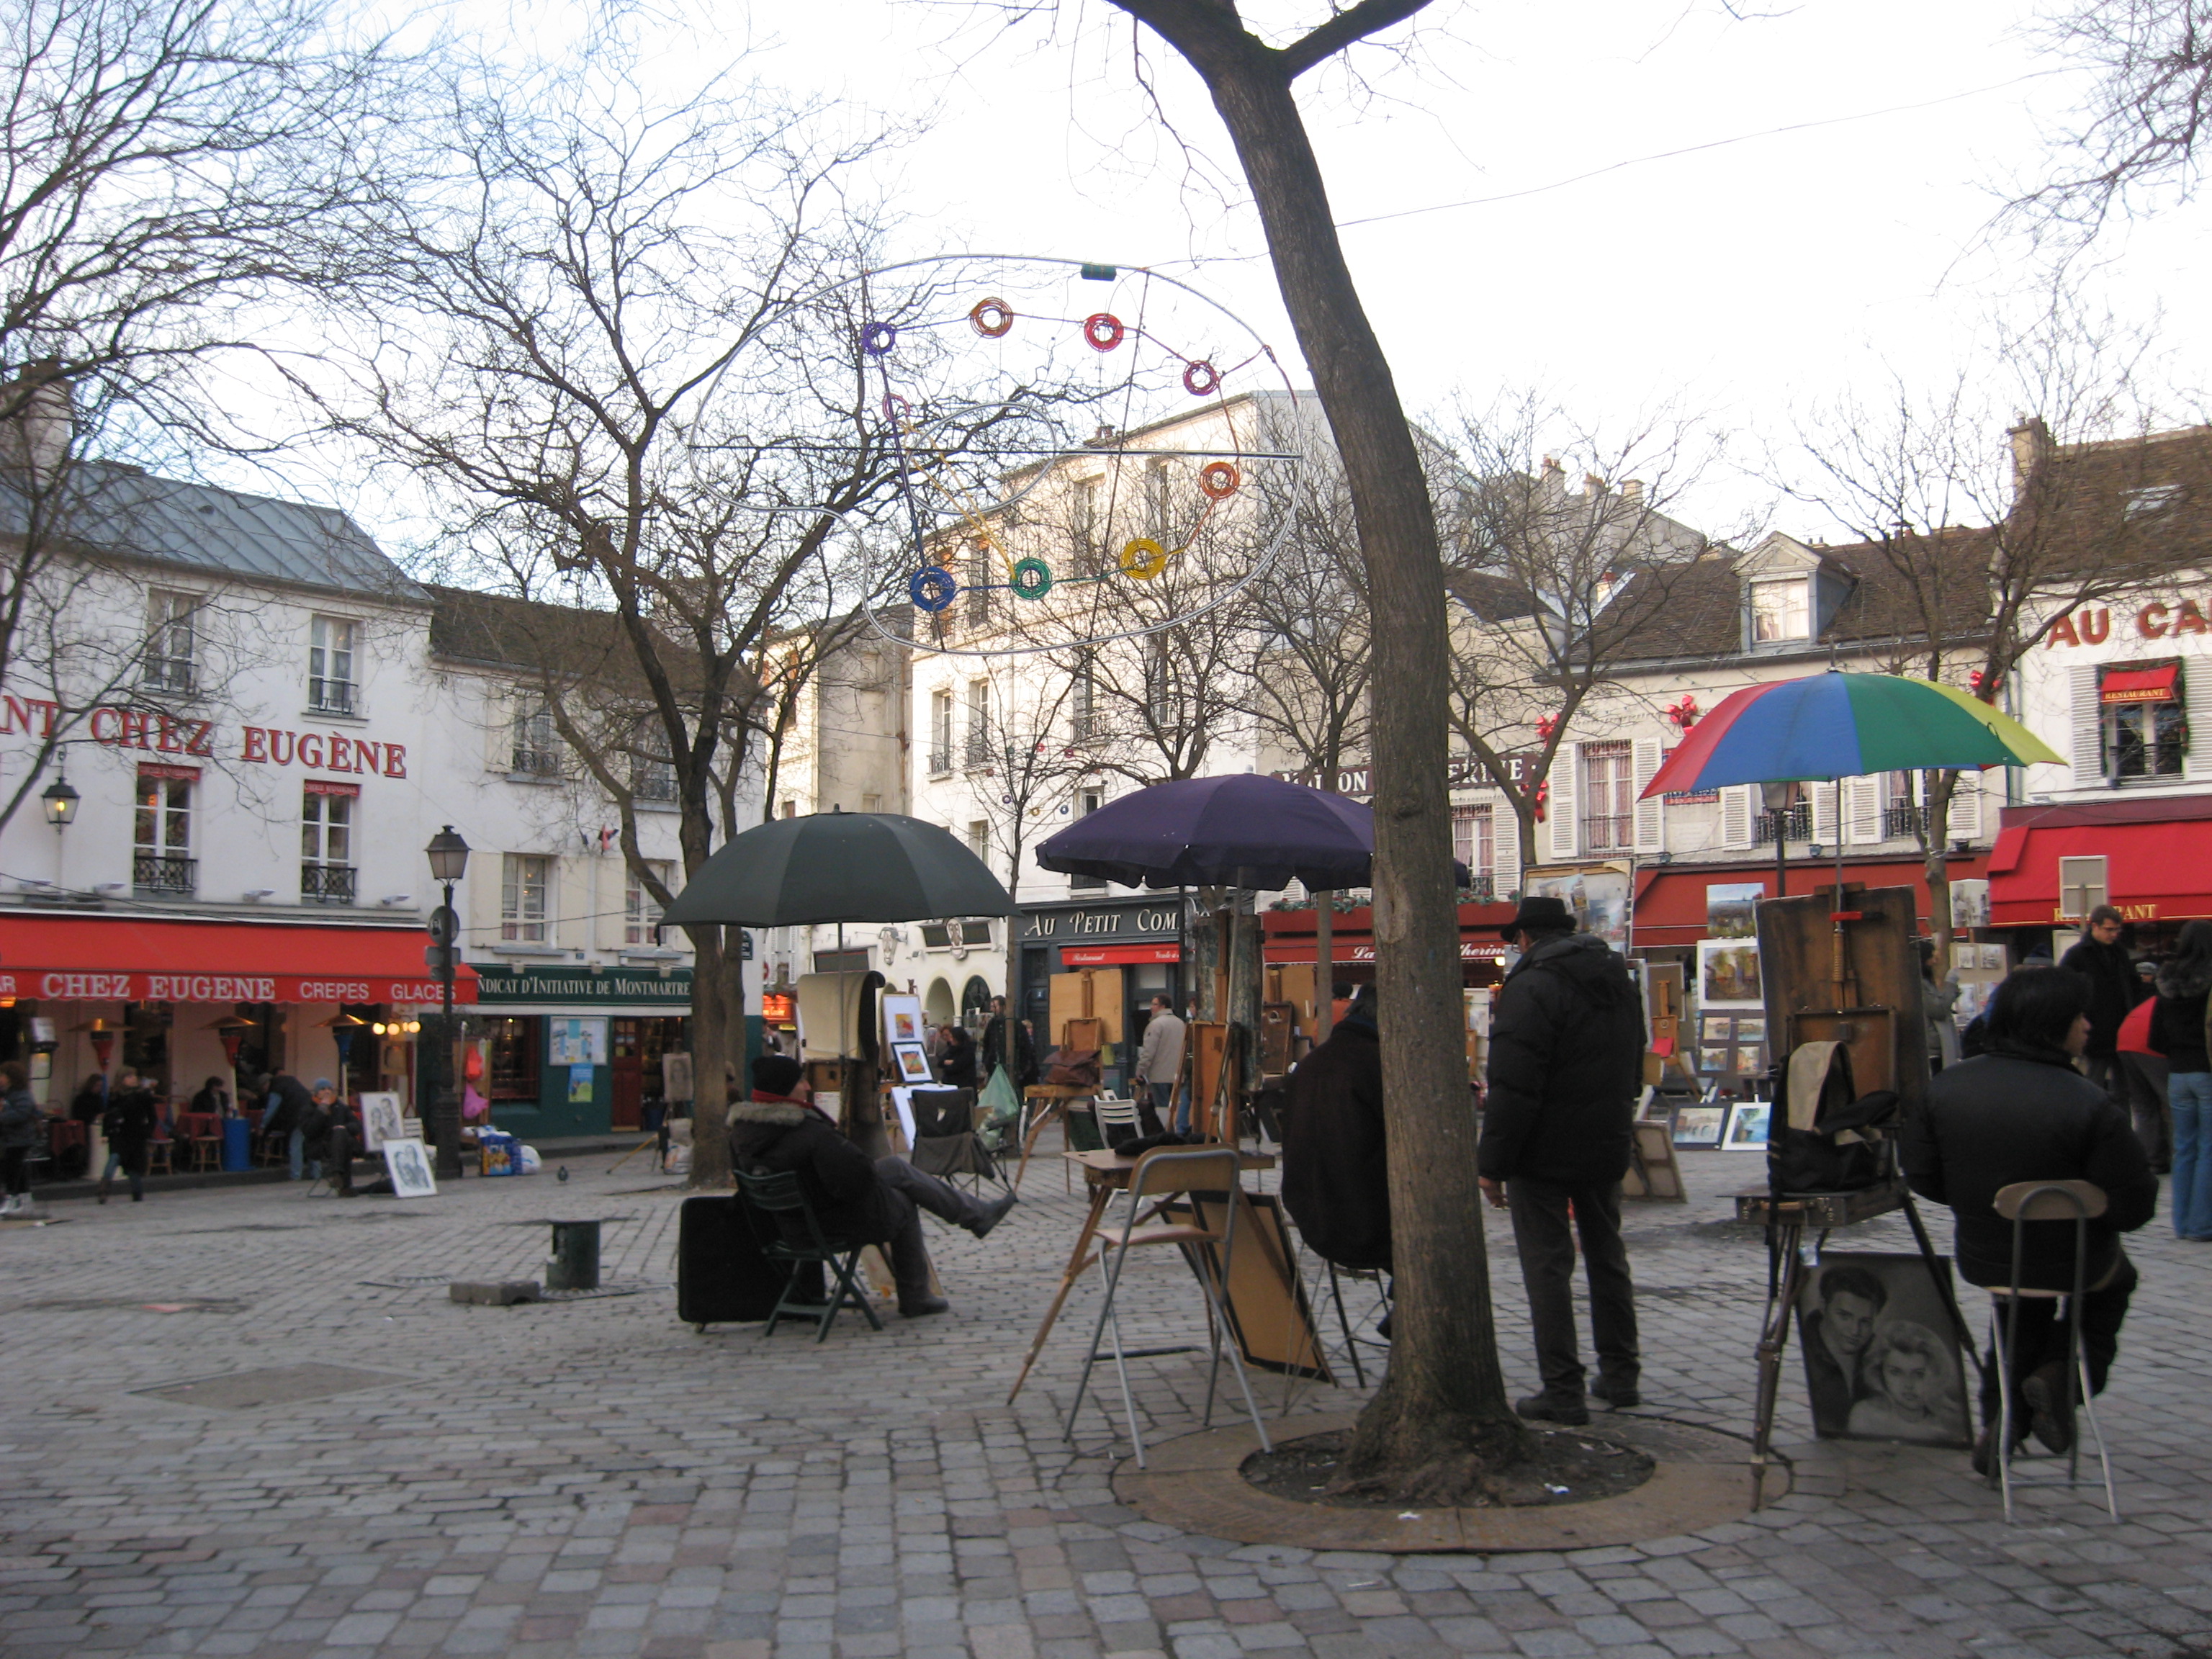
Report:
101,1089,158,1154
259,1074,312,1137
1921,974,1961,1068
2056,937,2134,1056
1280,1009,1390,1271
1134,1010,1187,1088
1,1086,46,1150
981,1017,1036,1087
2149,961,2212,1074
1902,1039,2157,1290
727,1096,903,1246
938,1030,979,1089
1478,932,1645,1186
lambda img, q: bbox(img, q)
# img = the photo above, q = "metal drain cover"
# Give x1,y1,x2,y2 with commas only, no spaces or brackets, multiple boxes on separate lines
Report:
135,1363,413,1411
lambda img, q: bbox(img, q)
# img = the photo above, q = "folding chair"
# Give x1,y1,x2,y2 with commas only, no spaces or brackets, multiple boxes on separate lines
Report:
1064,1146,1273,1468
1988,1179,2119,1524
732,1166,884,1344
907,1088,1003,1192
1092,1095,1142,1151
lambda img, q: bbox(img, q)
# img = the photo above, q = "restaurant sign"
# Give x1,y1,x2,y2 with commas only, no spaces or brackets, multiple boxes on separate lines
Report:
471,965,693,1007
0,970,476,1004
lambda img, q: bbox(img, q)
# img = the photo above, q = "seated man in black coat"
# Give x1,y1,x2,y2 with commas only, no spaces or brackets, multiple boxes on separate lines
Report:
1903,964,2158,1472
729,1055,1016,1317
1282,984,1390,1277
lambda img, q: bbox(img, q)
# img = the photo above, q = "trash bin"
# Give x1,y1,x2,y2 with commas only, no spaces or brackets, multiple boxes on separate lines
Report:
547,1220,601,1291
222,1118,252,1172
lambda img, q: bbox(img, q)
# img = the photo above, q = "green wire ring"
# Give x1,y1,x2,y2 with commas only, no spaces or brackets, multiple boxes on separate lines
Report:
1010,557,1053,599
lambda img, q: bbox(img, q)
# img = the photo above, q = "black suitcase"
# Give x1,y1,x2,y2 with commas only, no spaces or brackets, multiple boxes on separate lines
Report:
676,1195,788,1330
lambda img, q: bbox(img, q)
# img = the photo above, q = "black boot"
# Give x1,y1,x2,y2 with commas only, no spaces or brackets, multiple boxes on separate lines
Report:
967,1191,1018,1238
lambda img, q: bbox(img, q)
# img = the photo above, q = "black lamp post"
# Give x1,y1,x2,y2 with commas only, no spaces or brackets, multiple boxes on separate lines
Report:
41,774,78,827
1761,781,1794,899
424,825,470,1179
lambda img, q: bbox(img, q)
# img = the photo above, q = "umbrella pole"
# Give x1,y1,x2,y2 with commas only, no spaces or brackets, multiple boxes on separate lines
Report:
1316,892,1334,1043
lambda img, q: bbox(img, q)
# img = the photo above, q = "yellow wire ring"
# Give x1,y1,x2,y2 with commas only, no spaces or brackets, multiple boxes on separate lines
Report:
969,297,1014,338
1119,538,1169,580
1199,460,1241,500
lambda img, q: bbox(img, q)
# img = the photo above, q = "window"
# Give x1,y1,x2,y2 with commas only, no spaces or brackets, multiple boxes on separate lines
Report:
1754,782,1809,845
965,539,992,626
930,689,954,775
625,860,670,945
133,769,194,892
308,615,357,714
861,793,881,814
779,799,796,819
630,721,675,801
967,819,989,860
965,679,991,767
1147,458,1172,539
500,853,552,943
486,1017,540,1102
1073,476,1101,573
2125,484,2182,519
511,703,559,775
2102,663,2186,780
1882,771,1927,839
920,918,998,949
1750,579,1810,643
1071,788,1107,889
143,590,197,693
1071,660,1100,739
1451,804,1494,894
1579,741,1635,852
300,783,356,904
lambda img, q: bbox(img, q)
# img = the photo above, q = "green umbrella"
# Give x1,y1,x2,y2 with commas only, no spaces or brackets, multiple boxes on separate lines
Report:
662,810,1012,927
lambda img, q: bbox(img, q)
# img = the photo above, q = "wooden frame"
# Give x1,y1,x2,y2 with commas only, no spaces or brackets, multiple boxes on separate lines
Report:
1160,1191,1331,1382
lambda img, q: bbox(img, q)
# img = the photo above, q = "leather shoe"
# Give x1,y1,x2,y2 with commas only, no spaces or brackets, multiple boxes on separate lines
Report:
968,1192,1018,1239
1516,1393,1591,1426
1590,1377,1642,1409
899,1296,950,1318
2022,1363,2075,1454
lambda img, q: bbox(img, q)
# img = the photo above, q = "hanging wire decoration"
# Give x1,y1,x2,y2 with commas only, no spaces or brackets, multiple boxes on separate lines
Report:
730,253,1306,661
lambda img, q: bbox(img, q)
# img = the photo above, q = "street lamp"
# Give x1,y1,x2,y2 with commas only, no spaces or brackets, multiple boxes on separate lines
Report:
40,775,78,827
1761,781,1794,900
423,825,470,1180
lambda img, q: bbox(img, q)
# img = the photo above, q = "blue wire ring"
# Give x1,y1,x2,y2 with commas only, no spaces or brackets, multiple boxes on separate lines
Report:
1010,558,1053,599
861,321,897,356
909,566,957,612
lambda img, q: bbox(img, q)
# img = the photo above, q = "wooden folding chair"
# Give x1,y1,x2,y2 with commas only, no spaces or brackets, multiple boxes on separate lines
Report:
1064,1146,1272,1468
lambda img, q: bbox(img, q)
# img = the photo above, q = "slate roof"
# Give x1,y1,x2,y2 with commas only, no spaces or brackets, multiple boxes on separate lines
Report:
2021,421,2212,580
0,459,421,601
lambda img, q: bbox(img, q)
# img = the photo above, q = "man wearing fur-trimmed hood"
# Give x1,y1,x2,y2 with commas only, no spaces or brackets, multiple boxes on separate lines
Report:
728,1055,1017,1317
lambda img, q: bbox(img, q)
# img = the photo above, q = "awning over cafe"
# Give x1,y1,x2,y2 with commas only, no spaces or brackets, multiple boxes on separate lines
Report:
0,914,477,1004
1986,796,2212,925
1630,856,1984,947
1259,899,1518,965
2099,664,2180,704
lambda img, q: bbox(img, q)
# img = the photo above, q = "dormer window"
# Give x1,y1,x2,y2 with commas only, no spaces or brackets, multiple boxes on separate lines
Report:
1751,578,1810,643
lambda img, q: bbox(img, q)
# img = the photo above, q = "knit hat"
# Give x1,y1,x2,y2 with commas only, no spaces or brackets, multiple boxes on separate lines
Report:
311,1078,335,1093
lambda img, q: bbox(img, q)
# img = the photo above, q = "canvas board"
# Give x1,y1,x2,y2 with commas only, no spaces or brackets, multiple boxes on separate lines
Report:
1720,1101,1772,1151
1697,938,1763,1009
891,1043,933,1084
1706,881,1764,939
881,994,924,1048
1794,1253,1973,1447
382,1139,438,1199
1671,1105,1725,1148
1159,1192,1331,1382
359,1092,404,1153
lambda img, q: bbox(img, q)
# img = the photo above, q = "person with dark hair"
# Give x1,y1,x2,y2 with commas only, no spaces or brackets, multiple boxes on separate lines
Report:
1,1059,50,1216
1800,1264,1886,1432
729,1053,1016,1317
2151,919,2212,1240
97,1069,158,1204
980,997,1037,1089
1917,938,1961,1071
1282,981,1388,1274
1132,994,1186,1137
189,1074,231,1118
2058,904,2134,1108
1903,964,2159,1472
1329,981,1354,1030
938,1024,979,1090
1478,894,1647,1425
259,1071,315,1181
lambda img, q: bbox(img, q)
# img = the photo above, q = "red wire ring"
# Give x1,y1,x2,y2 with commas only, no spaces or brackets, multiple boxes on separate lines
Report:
969,297,1014,338
1083,313,1125,352
1198,460,1241,500
881,392,912,423
1182,359,1220,397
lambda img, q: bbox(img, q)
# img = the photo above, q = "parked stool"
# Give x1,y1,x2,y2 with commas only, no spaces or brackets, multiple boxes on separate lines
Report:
1988,1178,2119,1524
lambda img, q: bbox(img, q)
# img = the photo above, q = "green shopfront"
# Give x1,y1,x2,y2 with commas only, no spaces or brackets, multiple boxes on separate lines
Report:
469,966,692,1138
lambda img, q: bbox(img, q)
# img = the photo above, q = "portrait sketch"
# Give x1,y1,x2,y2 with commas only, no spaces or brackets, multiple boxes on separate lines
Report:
359,1092,404,1152
383,1138,439,1200
1795,1254,1972,1446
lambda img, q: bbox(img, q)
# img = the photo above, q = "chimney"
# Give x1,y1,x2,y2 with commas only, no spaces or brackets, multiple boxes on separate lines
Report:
1583,472,1607,498
1539,455,1565,498
1,360,71,486
2008,415,2052,500
1622,479,1645,501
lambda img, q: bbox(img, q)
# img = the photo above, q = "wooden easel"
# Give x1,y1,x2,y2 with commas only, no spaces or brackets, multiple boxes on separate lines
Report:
1014,1012,1108,1190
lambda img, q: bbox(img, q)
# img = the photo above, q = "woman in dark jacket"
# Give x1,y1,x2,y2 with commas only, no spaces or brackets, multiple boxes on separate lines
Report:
98,1071,159,1203
2149,920,2212,1241
1,1061,48,1215
938,1025,979,1089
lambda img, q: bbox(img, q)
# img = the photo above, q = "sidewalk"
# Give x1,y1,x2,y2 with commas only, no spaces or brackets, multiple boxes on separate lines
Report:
0,1143,2206,1659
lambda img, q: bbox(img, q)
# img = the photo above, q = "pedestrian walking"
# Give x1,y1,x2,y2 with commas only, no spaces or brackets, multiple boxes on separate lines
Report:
97,1070,158,1203
2058,904,2134,1110
2150,920,2212,1240
1131,994,1186,1136
1,1061,50,1215
259,1071,315,1180
1477,894,1647,1425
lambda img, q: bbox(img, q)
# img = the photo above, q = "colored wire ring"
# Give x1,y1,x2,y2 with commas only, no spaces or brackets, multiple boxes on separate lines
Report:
1198,460,1241,500
861,320,898,356
881,391,912,423
1182,359,1220,397
968,297,1014,338
909,566,957,612
1083,313,1125,351
1119,538,1169,580
1010,557,1054,599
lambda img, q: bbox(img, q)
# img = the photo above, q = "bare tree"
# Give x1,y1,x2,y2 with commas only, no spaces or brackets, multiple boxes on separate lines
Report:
1441,396,1722,871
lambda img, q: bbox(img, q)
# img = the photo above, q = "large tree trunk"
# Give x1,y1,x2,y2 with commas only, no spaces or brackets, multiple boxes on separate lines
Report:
1178,41,1523,1484
686,926,733,1188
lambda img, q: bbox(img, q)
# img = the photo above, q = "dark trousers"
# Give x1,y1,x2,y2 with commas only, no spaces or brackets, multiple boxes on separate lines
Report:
873,1156,994,1305
1981,1253,2136,1426
1139,1083,1172,1138
2118,1053,2172,1168
2,1145,27,1197
1506,1175,1641,1400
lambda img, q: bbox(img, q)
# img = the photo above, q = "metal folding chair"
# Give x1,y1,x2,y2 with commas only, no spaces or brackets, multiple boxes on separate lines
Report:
907,1088,1004,1192
1063,1146,1273,1468
1092,1095,1142,1150
732,1166,884,1343
1988,1178,2119,1524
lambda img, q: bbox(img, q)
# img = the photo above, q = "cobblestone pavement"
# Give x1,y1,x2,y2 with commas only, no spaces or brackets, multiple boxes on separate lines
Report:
1,1141,2208,1659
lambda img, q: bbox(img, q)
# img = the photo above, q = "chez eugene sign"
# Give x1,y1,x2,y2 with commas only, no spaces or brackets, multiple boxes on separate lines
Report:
0,970,468,1005
0,695,408,778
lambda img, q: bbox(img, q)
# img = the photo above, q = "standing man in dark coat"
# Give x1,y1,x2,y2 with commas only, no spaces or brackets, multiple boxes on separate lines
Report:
1282,984,1389,1274
1478,896,1647,1425
2058,905,2134,1109
97,1071,159,1204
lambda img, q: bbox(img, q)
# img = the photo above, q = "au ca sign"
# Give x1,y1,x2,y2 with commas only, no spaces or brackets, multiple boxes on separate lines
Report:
2046,599,2212,646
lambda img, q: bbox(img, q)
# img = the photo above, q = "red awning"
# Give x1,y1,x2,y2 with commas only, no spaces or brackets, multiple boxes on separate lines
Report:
1061,943,1182,966
1263,936,1510,963
1630,858,1982,945
1987,818,2212,925
2100,664,2180,704
0,915,477,1005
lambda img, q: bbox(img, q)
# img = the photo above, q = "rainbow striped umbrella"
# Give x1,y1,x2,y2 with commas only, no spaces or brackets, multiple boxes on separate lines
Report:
1640,672,2061,799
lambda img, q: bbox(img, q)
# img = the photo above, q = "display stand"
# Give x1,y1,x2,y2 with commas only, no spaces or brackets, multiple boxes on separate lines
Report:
1743,885,1983,1508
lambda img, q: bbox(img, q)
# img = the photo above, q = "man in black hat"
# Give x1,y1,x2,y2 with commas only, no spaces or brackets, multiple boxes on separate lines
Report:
1478,894,1647,1425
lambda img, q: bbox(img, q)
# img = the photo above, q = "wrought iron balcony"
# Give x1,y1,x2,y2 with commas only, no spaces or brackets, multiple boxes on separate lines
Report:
134,853,197,894
1882,804,1928,839
510,745,561,777
1754,803,1812,845
307,679,356,716
927,745,953,776
301,863,356,904
963,735,994,768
